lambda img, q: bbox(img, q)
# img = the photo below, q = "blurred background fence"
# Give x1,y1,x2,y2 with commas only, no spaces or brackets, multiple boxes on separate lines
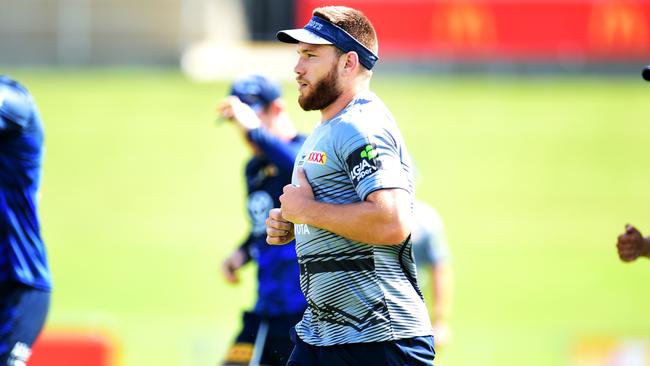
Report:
1,0,648,70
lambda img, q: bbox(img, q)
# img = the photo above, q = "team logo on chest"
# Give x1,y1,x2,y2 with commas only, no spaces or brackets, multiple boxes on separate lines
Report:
306,151,328,165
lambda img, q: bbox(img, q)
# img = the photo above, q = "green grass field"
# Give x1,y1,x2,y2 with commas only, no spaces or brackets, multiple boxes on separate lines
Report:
5,68,649,365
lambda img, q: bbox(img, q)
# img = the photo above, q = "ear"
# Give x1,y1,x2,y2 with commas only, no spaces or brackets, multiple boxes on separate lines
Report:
340,51,360,74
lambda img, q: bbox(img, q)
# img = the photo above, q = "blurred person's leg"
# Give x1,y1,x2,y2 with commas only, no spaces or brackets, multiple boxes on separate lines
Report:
223,311,259,366
0,283,50,365
224,311,303,366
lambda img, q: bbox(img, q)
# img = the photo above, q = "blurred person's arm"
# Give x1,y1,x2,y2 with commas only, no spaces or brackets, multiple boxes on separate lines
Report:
217,96,301,175
216,96,262,153
430,262,453,348
217,96,261,131
617,224,650,262
247,128,303,176
221,235,254,284
413,201,453,347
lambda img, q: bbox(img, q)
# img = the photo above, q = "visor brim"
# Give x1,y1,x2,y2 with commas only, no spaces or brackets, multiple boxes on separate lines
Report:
276,29,333,45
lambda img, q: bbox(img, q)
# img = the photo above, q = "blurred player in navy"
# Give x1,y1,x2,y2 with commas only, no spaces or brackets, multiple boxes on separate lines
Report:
616,224,650,262
0,76,51,365
411,200,453,349
217,74,307,366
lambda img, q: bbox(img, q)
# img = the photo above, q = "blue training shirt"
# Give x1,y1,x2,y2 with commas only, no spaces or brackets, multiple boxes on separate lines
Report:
0,76,51,291
241,127,307,317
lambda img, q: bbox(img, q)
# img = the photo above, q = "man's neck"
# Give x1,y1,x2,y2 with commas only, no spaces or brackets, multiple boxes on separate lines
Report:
320,81,369,122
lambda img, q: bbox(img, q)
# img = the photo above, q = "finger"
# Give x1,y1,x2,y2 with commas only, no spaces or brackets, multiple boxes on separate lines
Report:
221,264,238,283
282,184,294,194
267,235,289,245
268,207,283,220
618,248,634,256
217,106,234,120
618,242,631,250
267,227,290,237
267,209,290,226
626,224,640,236
627,226,641,238
217,98,232,111
270,219,293,231
224,272,238,284
296,167,310,187
618,235,632,245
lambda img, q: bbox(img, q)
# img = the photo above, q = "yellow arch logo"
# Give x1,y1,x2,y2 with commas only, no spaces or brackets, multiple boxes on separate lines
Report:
433,3,496,49
589,1,648,52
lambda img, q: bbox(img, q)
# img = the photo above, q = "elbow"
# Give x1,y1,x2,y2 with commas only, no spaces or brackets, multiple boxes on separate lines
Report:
378,218,411,245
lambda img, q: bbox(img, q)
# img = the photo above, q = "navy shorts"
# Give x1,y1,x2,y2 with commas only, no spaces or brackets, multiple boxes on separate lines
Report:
223,311,303,366
0,283,50,366
287,327,435,366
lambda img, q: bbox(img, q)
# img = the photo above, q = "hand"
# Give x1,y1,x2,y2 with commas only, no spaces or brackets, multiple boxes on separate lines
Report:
617,224,645,262
432,321,451,349
279,167,314,224
221,249,247,284
266,208,295,245
216,96,261,131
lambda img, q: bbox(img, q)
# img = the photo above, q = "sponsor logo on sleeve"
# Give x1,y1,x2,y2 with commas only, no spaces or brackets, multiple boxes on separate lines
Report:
306,151,327,165
346,144,382,188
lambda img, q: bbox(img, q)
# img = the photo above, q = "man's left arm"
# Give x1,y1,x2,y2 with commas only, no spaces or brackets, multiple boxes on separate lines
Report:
280,168,411,245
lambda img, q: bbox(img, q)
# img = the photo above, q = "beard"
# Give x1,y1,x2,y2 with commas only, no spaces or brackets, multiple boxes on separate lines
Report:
298,65,342,111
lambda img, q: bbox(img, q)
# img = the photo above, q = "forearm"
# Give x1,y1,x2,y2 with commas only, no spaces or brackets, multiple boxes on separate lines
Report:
431,264,453,322
247,128,299,173
298,198,409,245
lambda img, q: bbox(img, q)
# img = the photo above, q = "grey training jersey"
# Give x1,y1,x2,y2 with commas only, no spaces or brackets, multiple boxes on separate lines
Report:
292,91,433,346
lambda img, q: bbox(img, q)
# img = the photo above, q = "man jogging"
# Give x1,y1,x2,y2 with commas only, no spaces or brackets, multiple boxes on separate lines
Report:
266,6,435,365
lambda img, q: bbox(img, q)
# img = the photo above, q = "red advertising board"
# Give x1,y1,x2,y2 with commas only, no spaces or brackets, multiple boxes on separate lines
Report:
295,0,650,61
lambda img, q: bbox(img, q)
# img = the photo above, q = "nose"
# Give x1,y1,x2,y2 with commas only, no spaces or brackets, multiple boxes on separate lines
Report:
294,57,304,76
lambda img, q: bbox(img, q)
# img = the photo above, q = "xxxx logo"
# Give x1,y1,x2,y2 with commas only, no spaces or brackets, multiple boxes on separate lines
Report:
306,151,327,165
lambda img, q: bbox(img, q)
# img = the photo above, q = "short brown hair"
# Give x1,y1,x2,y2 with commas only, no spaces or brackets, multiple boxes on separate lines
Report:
313,6,378,55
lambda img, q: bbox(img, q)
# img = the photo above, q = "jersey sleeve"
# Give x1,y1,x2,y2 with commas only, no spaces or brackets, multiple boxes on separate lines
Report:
336,121,411,201
247,128,304,176
237,233,255,264
0,79,32,132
